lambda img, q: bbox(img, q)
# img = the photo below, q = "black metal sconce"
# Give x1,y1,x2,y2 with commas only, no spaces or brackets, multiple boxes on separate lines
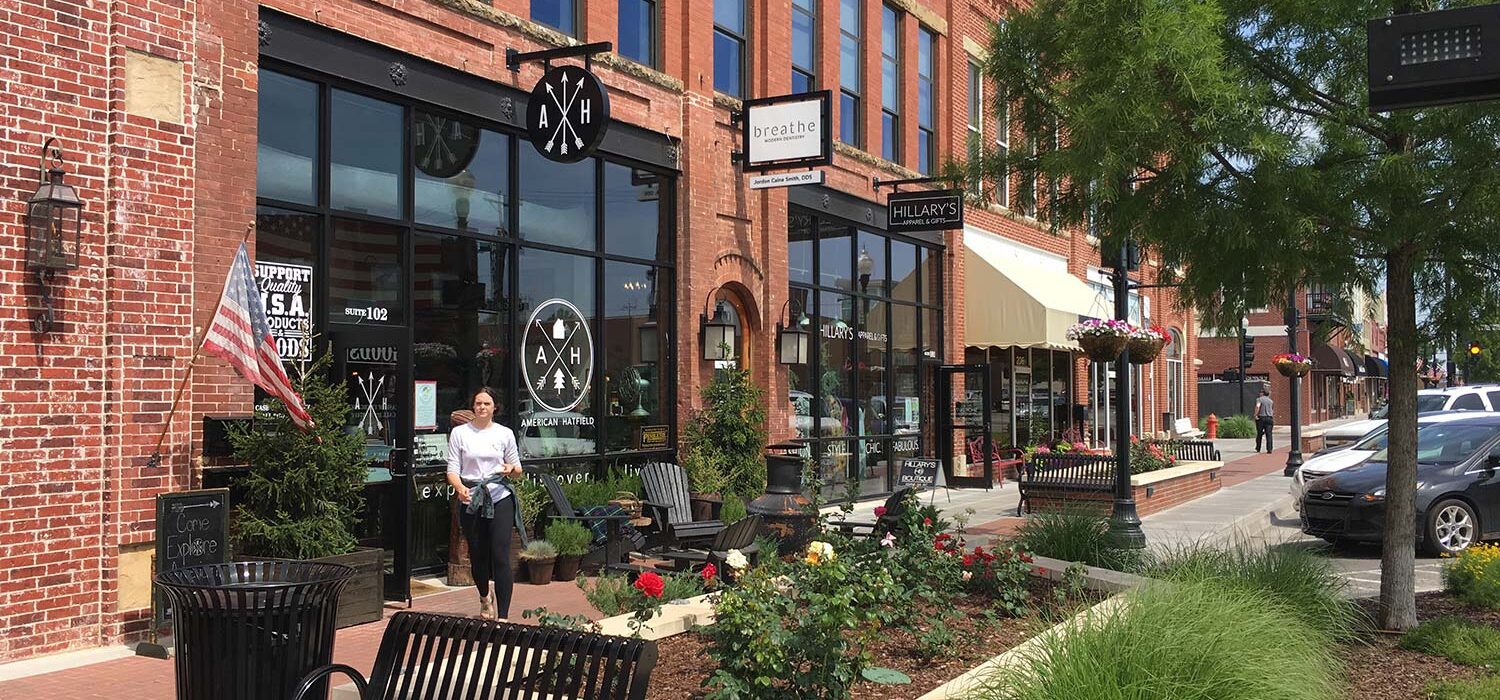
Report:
776,298,810,365
25,138,82,335
701,293,736,362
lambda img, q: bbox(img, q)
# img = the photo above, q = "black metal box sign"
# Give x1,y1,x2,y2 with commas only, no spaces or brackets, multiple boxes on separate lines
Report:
1369,4,1500,112
898,457,942,488
741,90,833,172
887,190,964,232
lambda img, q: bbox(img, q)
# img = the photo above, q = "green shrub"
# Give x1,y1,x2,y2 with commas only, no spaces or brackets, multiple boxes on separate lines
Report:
578,573,634,616
720,494,748,523
1217,415,1256,438
544,520,591,557
979,581,1342,700
1400,616,1500,666
1428,675,1500,700
1008,507,1146,572
681,364,769,501
559,469,643,509
1442,542,1500,609
519,540,556,560
1144,540,1357,640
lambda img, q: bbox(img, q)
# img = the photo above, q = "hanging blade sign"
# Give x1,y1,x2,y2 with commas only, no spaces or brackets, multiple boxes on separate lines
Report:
526,64,609,163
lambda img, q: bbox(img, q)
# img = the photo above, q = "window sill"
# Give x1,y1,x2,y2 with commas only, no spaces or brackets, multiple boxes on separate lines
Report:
713,92,744,112
832,141,922,179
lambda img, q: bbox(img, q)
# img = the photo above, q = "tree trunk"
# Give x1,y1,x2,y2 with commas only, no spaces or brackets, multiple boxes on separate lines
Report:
1379,245,1419,631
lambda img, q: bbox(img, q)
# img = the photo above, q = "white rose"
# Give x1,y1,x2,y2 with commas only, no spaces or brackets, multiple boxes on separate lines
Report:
725,549,749,570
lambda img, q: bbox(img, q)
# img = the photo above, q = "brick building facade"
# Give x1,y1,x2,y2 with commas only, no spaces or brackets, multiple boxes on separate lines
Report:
1,0,1194,662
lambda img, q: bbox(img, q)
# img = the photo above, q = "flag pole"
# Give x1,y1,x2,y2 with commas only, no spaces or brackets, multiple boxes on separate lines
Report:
145,224,255,472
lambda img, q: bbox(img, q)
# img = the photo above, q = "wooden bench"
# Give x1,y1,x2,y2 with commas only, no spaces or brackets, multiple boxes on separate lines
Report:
291,611,657,700
1171,439,1221,462
1170,417,1205,440
1015,453,1116,515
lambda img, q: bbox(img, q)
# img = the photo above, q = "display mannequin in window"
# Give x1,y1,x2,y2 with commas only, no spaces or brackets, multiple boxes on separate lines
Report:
446,387,524,620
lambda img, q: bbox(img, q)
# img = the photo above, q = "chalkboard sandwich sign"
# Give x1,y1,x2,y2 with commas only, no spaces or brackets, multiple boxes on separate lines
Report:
140,489,230,658
898,458,942,488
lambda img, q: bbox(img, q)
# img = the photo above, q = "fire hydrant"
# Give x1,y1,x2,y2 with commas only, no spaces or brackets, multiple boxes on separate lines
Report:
1206,414,1219,439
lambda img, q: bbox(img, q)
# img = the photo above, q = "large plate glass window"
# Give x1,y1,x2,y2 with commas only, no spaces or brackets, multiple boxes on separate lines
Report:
604,162,667,260
329,218,404,325
330,89,404,220
518,248,597,459
520,149,596,250
413,114,508,236
603,261,669,451
257,72,319,204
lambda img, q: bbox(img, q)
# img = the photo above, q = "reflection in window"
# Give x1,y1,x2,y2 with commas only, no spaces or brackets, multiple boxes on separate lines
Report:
619,0,657,67
892,303,919,433
518,249,597,458
857,231,887,297
532,0,576,35
860,299,890,437
880,5,901,162
329,218,403,325
714,0,746,97
412,234,510,466
790,213,815,284
257,71,318,204
413,117,508,236
520,148,596,250
602,261,669,452
255,206,318,269
792,0,817,92
838,0,862,145
330,90,403,219
819,292,856,438
604,163,667,260
1029,350,1051,442
917,29,937,174
1052,350,1073,436
891,240,917,301
920,246,942,306
819,221,852,290
788,286,817,439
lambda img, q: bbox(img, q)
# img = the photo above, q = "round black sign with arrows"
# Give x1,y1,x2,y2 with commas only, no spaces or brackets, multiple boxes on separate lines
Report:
525,64,610,163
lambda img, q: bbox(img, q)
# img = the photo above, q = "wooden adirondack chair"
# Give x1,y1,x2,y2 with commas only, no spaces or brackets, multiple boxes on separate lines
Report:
827,487,913,539
639,462,725,548
536,472,644,569
658,514,763,573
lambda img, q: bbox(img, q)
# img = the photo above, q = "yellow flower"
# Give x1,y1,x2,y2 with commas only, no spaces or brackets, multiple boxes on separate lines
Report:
805,541,835,566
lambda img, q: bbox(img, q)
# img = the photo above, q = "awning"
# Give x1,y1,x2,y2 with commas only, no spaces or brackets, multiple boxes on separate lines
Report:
1347,350,1368,377
1365,355,1389,378
964,235,1107,351
1311,343,1356,377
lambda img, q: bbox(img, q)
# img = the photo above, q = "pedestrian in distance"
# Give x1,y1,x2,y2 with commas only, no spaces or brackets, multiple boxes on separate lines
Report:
445,387,524,621
1254,388,1275,453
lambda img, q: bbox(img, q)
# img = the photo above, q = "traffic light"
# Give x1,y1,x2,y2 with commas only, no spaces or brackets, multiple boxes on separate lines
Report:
1240,336,1256,366
1471,342,1484,357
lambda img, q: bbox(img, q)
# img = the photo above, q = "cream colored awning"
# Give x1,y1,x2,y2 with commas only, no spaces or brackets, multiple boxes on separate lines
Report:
964,235,1106,351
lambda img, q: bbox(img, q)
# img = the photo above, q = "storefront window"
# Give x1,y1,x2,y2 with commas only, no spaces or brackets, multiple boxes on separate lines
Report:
330,89,403,219
891,240,917,302
860,299,889,436
413,116,508,236
857,231,887,297
602,261,669,452
818,291,856,438
892,303,919,434
788,286,817,439
329,218,404,325
819,220,853,290
1052,349,1072,435
518,248,597,458
255,207,317,268
257,71,318,204
520,149,596,250
790,214,814,284
1031,350,1052,440
604,162,667,260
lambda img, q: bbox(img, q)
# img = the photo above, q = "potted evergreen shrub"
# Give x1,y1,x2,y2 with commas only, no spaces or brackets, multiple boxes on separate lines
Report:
519,540,558,585
545,520,591,582
228,349,382,628
681,363,768,519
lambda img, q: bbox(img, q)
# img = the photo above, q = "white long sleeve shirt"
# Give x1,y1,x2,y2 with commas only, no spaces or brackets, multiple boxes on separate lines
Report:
446,422,521,503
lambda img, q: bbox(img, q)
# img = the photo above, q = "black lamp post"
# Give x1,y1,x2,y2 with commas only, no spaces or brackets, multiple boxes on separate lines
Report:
25,138,82,336
1284,290,1304,476
1108,241,1146,548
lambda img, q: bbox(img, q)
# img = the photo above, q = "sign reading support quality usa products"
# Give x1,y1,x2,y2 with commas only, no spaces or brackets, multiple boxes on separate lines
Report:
887,189,965,232
742,90,833,172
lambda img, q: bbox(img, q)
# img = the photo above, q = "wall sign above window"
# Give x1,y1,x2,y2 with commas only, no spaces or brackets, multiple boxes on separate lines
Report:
887,189,965,232
522,298,595,413
740,90,833,172
524,64,610,163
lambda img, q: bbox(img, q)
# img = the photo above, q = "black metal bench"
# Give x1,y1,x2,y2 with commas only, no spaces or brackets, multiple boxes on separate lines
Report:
1015,454,1117,515
291,611,657,700
1172,439,1221,462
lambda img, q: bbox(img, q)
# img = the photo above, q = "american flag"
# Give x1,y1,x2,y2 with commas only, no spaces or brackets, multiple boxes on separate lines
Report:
202,243,314,431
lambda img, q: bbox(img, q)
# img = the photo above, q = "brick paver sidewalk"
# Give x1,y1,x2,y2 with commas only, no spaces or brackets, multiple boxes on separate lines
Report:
0,579,599,699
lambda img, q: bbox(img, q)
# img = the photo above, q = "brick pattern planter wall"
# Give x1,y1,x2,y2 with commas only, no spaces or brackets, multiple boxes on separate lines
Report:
1025,464,1222,518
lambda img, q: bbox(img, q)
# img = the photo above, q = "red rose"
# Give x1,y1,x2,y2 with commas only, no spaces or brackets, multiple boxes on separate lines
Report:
962,555,974,566
874,506,888,517
701,563,717,582
923,517,933,527
935,533,951,542
1020,553,1034,564
973,546,985,556
634,572,665,599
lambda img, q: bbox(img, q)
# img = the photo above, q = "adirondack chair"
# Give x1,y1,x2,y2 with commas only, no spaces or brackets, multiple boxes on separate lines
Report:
827,487,913,539
639,462,725,548
536,472,644,569
658,514,763,573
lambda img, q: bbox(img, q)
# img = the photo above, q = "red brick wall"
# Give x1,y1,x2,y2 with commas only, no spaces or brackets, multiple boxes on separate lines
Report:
1026,467,1221,517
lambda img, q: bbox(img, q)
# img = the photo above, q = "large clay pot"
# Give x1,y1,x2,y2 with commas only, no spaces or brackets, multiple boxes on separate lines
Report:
747,443,815,555
1079,335,1128,364
553,554,583,582
524,557,556,585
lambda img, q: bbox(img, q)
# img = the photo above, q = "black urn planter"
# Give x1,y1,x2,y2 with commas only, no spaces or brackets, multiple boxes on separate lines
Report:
747,443,815,555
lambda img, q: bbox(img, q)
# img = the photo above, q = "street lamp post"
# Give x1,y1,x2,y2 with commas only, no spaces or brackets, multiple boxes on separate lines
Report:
1284,289,1304,476
1108,241,1146,548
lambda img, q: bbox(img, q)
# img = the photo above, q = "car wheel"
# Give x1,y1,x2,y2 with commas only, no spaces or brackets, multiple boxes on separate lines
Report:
1424,499,1479,556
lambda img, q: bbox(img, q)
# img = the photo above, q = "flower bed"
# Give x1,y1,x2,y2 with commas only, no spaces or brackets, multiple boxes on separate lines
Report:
1346,592,1500,700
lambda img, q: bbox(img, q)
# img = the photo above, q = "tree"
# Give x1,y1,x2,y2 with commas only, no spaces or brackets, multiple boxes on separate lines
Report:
681,364,770,502
230,346,369,559
964,0,1500,629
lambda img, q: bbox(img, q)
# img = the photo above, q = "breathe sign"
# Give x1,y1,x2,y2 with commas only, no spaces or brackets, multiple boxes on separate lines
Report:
888,190,964,232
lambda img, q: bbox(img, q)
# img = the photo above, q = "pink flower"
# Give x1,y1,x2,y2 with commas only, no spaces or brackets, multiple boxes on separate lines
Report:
923,517,932,527
874,506,888,518
962,571,973,582
880,531,896,548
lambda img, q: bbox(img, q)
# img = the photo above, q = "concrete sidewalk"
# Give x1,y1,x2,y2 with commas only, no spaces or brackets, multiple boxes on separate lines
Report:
1140,448,1296,551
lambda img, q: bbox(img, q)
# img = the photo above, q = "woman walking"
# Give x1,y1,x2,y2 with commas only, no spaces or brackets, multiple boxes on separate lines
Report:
445,387,523,620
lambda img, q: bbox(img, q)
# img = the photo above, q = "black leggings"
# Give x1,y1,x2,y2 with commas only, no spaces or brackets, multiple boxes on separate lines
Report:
458,496,515,618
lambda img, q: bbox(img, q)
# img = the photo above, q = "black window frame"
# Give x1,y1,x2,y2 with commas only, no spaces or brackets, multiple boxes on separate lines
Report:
880,4,902,163
792,0,818,93
917,27,938,175
714,0,748,99
839,0,863,147
618,0,660,69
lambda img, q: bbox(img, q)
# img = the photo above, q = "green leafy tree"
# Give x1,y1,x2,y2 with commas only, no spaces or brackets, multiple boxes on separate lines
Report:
682,364,770,501
963,0,1500,629
230,347,369,559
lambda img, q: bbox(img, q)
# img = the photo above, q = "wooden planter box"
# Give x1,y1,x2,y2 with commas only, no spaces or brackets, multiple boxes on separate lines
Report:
312,546,384,629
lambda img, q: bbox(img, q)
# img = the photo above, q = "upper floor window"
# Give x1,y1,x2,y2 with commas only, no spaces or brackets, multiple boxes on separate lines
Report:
917,28,937,175
714,0,747,98
792,0,817,93
839,0,863,146
619,0,658,67
880,6,902,162
995,83,1010,208
966,61,983,195
532,0,577,36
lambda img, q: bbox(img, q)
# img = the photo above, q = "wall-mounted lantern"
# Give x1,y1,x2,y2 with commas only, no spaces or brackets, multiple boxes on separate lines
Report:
701,298,736,362
777,298,810,365
26,138,82,335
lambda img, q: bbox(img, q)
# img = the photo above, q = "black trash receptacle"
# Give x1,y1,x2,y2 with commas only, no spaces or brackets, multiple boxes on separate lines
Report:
155,560,353,700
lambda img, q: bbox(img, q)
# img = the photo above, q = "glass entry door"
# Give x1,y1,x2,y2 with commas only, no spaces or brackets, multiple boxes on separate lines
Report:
330,327,412,603
938,364,993,489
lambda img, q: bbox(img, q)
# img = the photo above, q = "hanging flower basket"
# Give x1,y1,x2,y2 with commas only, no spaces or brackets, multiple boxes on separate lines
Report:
1068,319,1135,363
1127,336,1165,364
1273,353,1313,377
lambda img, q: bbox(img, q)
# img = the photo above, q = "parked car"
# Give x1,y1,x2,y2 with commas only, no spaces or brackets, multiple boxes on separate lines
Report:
1319,385,1500,449
1301,414,1500,555
1292,411,1479,509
